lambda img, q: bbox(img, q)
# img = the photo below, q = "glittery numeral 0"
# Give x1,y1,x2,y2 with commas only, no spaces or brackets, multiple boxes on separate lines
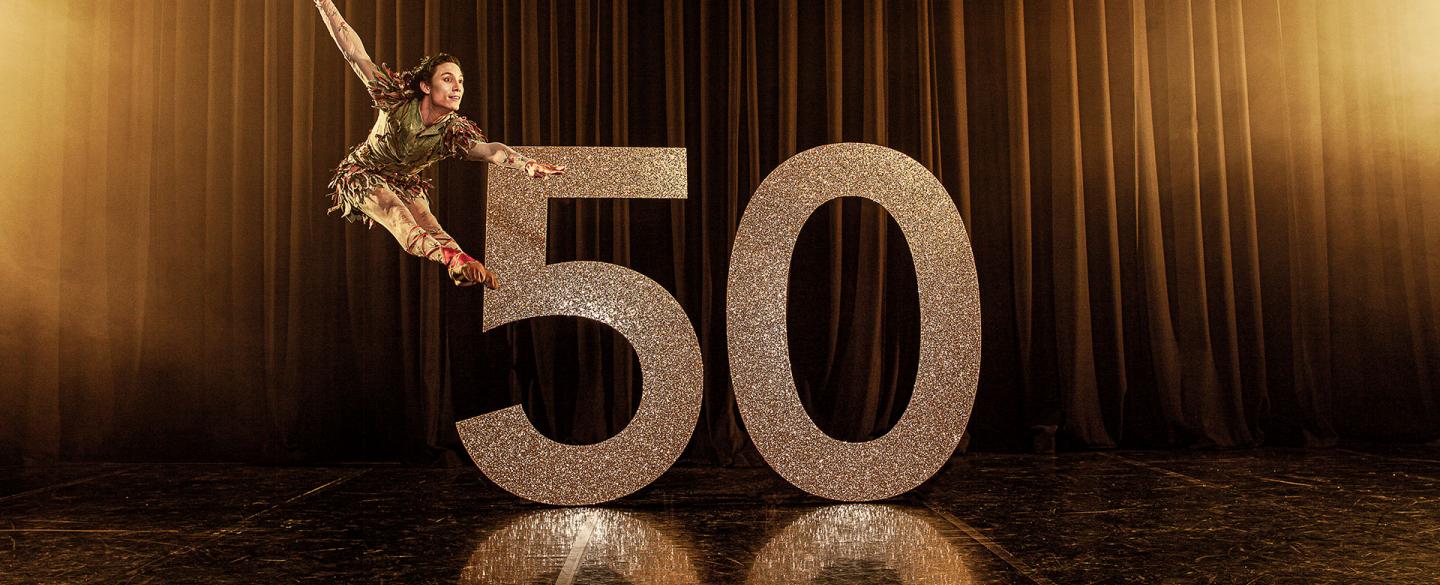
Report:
457,147,703,506
727,143,981,501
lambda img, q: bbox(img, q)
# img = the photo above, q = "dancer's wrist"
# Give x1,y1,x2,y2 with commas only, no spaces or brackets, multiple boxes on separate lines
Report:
442,249,476,270
507,153,534,170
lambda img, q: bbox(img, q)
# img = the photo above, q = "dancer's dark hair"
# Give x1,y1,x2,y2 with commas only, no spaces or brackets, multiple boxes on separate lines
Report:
410,53,462,96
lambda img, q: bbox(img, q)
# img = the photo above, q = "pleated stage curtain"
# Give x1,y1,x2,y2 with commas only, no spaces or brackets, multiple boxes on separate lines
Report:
2,0,1437,465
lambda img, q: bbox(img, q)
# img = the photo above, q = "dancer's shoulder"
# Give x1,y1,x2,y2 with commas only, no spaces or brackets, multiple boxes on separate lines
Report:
366,63,416,112
442,115,487,159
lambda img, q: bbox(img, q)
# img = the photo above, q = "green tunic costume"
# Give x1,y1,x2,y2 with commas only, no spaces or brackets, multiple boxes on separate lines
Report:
326,64,486,226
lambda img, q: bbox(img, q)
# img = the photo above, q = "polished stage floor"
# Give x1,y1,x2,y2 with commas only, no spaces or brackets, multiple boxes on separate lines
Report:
2,445,1437,583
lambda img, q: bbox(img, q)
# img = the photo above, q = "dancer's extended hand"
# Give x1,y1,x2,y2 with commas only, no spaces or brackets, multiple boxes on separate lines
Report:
525,160,566,180
482,265,499,289
460,259,506,289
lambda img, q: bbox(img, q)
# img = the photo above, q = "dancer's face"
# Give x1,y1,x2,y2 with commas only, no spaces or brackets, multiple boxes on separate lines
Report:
421,62,464,113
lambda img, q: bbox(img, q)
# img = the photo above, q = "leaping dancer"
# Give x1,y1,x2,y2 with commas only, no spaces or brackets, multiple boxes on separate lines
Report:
314,0,564,288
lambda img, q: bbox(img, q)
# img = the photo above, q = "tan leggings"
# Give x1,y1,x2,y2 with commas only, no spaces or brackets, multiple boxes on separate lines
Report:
354,185,464,264
354,186,503,289
353,186,495,288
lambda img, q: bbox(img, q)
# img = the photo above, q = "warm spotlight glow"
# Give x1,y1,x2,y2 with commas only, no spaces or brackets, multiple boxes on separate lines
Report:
0,1,72,427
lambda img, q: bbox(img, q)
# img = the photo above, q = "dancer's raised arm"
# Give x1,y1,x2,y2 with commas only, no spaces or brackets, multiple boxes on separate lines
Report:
314,0,378,83
466,142,566,179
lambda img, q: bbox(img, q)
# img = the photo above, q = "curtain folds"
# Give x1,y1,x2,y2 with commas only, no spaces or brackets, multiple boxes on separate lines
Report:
2,0,1437,465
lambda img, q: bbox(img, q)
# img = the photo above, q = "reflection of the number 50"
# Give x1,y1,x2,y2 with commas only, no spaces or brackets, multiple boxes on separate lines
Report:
458,144,981,506
747,505,976,584
458,509,701,585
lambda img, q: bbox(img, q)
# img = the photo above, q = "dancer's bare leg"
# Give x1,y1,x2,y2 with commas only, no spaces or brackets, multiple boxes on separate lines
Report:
356,186,496,288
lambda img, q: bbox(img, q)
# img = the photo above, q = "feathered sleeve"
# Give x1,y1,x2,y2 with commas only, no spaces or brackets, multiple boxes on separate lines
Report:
443,115,488,160
366,63,416,112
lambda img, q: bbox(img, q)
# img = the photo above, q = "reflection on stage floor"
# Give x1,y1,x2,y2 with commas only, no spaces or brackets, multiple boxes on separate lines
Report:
2,445,1437,583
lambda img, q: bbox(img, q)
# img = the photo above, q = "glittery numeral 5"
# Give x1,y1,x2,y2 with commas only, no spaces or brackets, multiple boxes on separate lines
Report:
457,147,702,506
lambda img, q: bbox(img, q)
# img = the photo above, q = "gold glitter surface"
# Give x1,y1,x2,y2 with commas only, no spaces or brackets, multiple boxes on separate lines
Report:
727,143,981,502
459,508,700,584
746,505,977,583
456,147,702,506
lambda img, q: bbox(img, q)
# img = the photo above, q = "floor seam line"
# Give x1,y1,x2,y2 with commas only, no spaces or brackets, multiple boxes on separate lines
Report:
915,496,1057,585
118,468,372,584
241,468,371,524
554,515,599,585
0,468,132,505
1336,448,1440,466
1099,452,1224,488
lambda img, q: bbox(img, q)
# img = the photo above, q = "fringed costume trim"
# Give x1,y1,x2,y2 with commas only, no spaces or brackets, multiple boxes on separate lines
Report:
325,163,435,227
368,63,417,112
442,116,487,159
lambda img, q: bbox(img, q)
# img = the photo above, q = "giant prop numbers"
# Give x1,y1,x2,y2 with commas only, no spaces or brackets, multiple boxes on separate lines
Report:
457,145,981,505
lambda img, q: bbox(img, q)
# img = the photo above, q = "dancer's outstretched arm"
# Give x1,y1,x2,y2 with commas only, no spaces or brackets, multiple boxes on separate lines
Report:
466,142,567,179
314,0,378,83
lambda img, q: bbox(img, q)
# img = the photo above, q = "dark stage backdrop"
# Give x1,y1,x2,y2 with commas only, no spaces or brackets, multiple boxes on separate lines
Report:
3,0,1438,465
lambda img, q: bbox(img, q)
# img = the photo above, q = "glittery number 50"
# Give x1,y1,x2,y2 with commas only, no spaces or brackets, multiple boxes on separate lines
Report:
460,144,981,505
456,147,703,506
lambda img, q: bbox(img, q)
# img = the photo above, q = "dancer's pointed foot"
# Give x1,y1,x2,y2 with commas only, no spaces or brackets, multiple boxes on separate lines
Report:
446,251,498,289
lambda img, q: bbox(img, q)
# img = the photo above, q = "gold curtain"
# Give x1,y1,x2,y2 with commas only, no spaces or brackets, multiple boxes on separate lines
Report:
2,0,1437,465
